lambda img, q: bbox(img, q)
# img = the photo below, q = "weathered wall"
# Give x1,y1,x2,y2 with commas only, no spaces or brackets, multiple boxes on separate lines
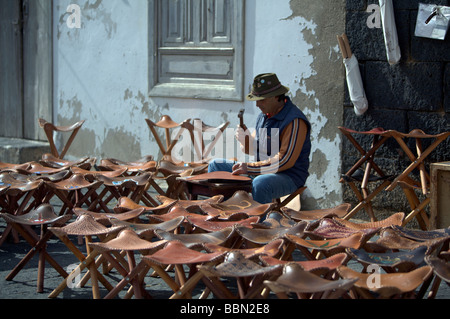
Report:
343,0,450,214
53,0,347,209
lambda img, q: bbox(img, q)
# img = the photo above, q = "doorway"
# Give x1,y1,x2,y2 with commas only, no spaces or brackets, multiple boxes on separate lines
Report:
0,0,52,141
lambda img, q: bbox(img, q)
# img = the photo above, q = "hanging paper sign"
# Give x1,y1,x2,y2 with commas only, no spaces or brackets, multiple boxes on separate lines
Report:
415,3,450,40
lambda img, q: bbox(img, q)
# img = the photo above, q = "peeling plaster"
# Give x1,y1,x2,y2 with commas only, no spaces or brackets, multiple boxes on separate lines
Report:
284,0,346,208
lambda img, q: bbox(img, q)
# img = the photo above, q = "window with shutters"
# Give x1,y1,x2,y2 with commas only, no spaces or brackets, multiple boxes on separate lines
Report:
149,0,244,101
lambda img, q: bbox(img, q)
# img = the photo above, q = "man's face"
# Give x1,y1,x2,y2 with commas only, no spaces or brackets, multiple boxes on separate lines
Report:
256,96,279,114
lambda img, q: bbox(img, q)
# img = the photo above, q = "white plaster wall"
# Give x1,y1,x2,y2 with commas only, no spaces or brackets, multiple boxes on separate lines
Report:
53,0,343,208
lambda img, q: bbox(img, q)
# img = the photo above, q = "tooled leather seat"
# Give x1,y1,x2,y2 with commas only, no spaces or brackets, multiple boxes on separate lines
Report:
154,226,236,249
0,204,72,292
110,216,185,241
113,196,177,215
203,239,285,261
88,229,168,299
286,232,365,260
40,153,96,170
346,246,428,272
235,222,307,246
199,251,284,299
261,252,349,277
200,190,274,220
186,214,259,232
281,203,351,222
337,265,434,299
306,218,379,240
264,263,357,299
73,207,146,226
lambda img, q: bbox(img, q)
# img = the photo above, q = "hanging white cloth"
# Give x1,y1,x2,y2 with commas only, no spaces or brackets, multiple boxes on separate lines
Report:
379,0,401,65
344,55,368,116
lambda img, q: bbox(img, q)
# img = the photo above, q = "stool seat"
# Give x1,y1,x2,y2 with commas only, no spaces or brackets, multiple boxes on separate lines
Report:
157,160,208,176
89,229,166,252
179,172,252,200
282,203,351,222
73,207,146,225
235,222,307,245
286,232,364,253
338,265,433,298
373,227,448,253
186,215,259,232
1,204,70,226
110,216,185,239
346,246,428,270
264,263,357,298
261,252,348,274
144,241,225,266
200,191,273,220
204,239,284,260
390,225,450,242
155,227,235,249
50,214,125,237
306,218,378,240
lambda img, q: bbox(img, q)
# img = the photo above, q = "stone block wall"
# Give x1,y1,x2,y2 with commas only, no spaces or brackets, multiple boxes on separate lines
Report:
342,0,450,214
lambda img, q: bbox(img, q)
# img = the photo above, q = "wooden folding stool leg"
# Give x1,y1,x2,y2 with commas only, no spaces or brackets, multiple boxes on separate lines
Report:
387,130,450,229
89,229,167,299
43,174,103,216
38,118,85,159
48,215,126,299
145,116,191,161
274,186,306,211
142,241,226,299
0,204,71,293
338,127,394,221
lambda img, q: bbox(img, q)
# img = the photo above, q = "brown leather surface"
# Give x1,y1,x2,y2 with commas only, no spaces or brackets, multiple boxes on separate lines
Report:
156,195,224,209
199,251,283,278
110,216,184,237
306,218,378,239
425,256,450,283
286,232,364,251
148,205,209,223
200,191,274,220
337,265,433,297
157,160,208,176
333,212,405,230
74,207,146,223
204,239,284,260
261,252,348,272
0,204,70,226
89,229,167,252
264,263,357,294
143,241,225,266
154,227,235,248
281,203,351,221
44,174,102,190
98,159,157,173
114,196,177,213
186,215,259,232
95,172,152,186
49,214,125,237
235,222,307,245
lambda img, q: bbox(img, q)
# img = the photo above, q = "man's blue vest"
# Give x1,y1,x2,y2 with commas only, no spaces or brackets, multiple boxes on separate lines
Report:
255,97,311,188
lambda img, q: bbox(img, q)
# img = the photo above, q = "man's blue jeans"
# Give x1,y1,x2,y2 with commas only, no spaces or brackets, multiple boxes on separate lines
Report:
208,159,299,204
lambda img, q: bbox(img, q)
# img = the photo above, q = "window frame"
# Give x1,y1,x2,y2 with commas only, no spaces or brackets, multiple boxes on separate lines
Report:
148,0,245,101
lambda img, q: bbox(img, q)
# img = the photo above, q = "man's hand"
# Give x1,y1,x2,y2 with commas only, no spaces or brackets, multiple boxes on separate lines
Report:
232,162,248,175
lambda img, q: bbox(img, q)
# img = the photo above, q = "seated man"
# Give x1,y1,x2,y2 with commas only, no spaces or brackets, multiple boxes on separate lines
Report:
209,73,311,204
